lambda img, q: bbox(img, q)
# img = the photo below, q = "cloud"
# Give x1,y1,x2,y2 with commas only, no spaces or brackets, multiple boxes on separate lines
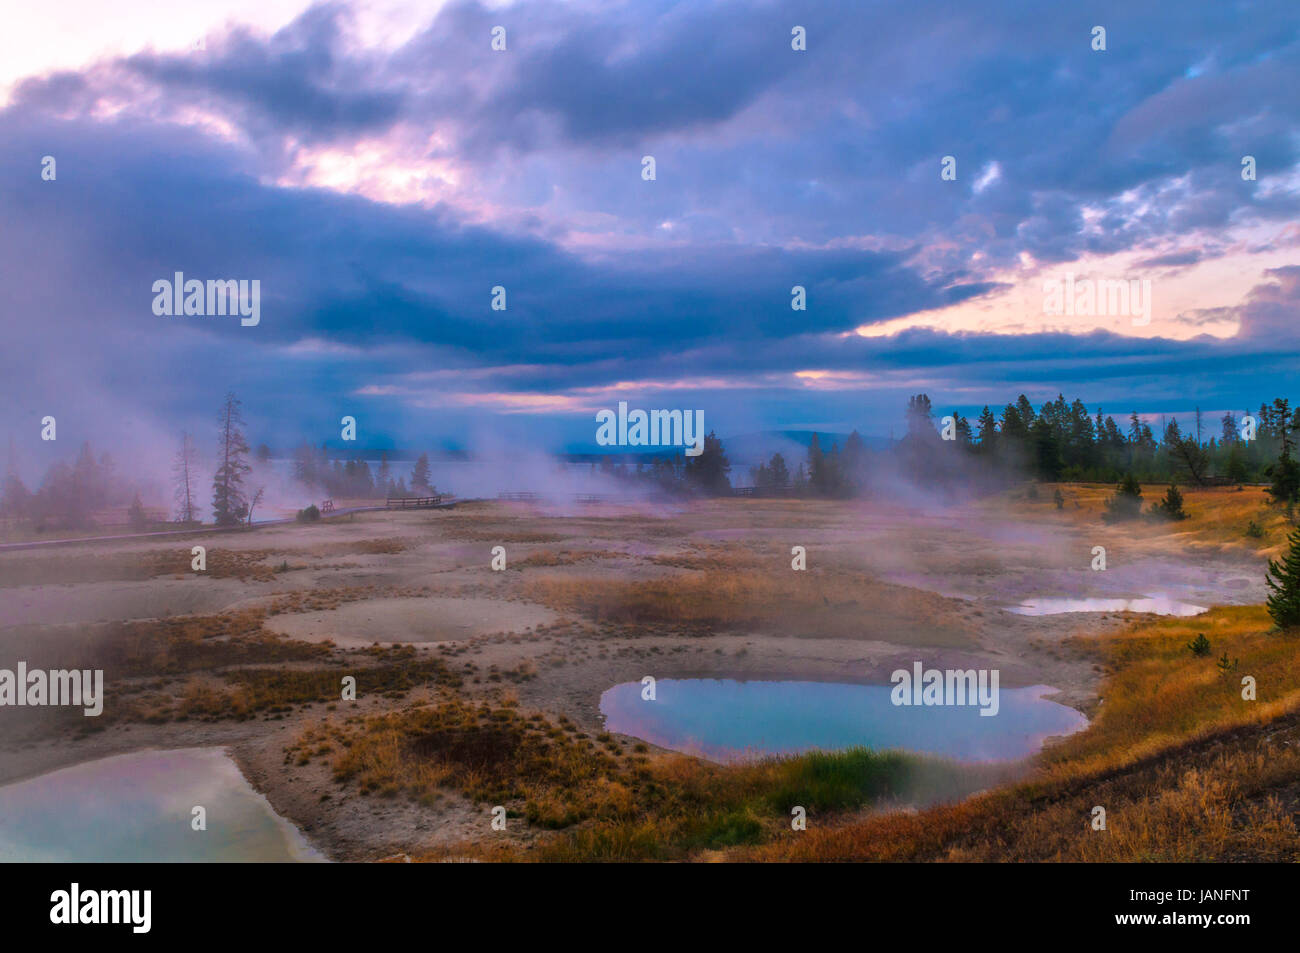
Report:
1,0,1298,460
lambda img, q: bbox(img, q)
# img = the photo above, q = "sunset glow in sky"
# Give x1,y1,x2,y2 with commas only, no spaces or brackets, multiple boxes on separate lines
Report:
2,0,1297,459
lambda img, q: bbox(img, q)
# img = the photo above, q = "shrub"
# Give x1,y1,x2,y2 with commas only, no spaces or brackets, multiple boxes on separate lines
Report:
297,504,321,523
1187,633,1211,657
1245,521,1265,539
1053,489,1065,510
1102,473,1143,523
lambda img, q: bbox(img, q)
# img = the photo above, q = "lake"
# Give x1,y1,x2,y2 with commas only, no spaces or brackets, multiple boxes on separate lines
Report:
1007,595,1207,616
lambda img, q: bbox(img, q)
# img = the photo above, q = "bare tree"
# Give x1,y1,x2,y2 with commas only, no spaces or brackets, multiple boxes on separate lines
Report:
173,431,200,523
246,486,265,526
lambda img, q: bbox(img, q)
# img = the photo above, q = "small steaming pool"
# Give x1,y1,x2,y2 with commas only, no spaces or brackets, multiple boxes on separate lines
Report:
0,748,325,862
599,679,1087,763
1006,595,1207,616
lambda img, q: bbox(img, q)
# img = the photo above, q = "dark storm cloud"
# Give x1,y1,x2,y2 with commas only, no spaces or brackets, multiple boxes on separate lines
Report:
2,0,1299,454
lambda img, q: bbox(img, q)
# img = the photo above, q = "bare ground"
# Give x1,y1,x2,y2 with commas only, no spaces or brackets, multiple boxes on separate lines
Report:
0,498,1270,860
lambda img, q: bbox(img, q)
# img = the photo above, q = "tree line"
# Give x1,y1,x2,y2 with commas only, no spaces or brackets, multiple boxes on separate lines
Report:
5,390,1297,531
737,392,1300,506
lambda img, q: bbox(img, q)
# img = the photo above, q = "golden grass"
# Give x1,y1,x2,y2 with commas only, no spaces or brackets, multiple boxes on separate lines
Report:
747,605,1300,862
981,484,1293,556
520,566,971,646
1044,606,1300,777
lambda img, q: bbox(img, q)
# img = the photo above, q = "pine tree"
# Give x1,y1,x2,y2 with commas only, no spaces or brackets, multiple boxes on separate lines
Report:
767,452,789,487
212,393,251,526
1015,394,1036,428
976,406,998,453
1265,525,1300,629
793,462,808,491
1001,404,1027,442
411,453,432,492
906,395,935,437
292,441,317,486
1152,483,1187,521
1266,443,1300,509
840,433,865,491
806,434,825,494
684,431,731,495
1221,411,1237,445
1031,416,1061,480
1225,441,1248,485
1103,472,1143,523
954,413,973,447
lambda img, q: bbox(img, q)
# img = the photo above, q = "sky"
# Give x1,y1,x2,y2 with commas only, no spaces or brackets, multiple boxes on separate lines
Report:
1,0,1298,472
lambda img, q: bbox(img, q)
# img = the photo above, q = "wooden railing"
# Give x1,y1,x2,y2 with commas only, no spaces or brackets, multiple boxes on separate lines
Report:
385,495,443,509
730,485,798,498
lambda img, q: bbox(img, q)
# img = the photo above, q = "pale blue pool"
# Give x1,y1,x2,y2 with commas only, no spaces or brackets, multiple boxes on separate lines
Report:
0,748,325,862
600,678,1087,763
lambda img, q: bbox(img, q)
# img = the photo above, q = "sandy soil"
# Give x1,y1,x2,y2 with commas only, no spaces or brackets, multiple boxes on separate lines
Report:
0,497,1272,860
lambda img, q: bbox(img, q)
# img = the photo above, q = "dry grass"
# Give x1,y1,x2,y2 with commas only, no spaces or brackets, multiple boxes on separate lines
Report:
1,605,468,728
982,484,1293,556
521,567,971,646
513,549,596,568
434,516,570,544
264,584,430,615
0,538,408,589
3,609,331,678
305,698,986,858
170,653,460,721
1044,606,1300,777
139,548,287,581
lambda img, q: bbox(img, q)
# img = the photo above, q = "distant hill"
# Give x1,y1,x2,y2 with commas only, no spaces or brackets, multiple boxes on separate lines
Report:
560,429,893,463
